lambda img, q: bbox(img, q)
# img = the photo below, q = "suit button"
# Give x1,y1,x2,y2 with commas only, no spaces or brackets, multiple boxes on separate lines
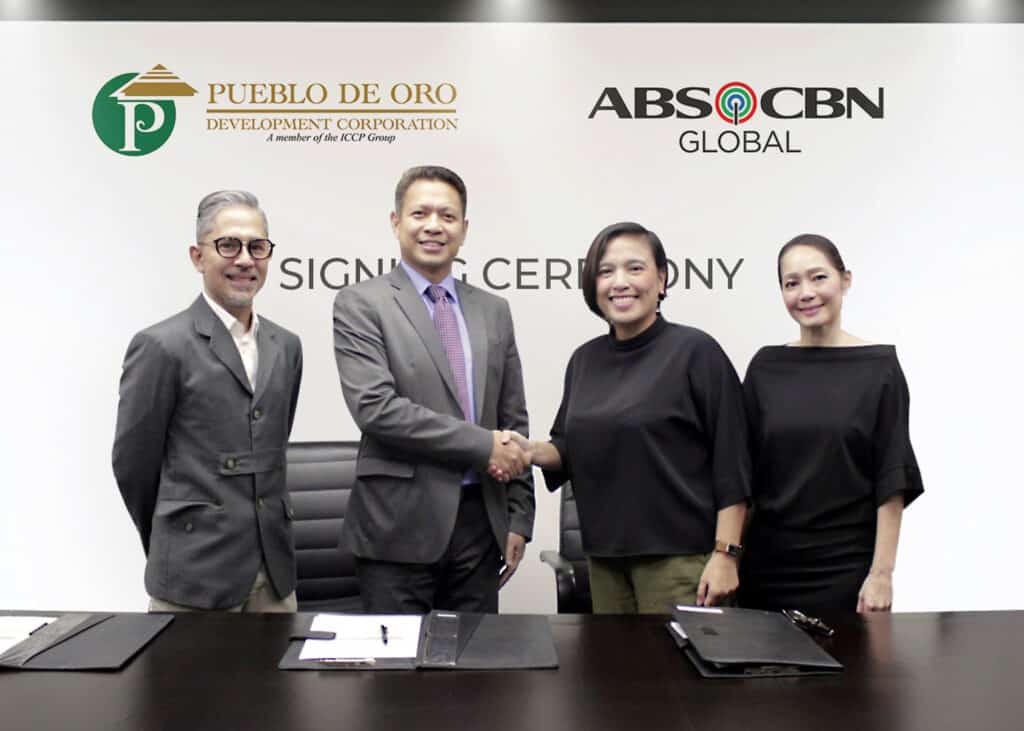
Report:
184,521,193,533
257,497,265,509
225,457,237,470
252,408,263,421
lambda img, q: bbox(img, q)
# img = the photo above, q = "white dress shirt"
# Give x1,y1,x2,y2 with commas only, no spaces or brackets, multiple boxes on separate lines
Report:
202,291,259,390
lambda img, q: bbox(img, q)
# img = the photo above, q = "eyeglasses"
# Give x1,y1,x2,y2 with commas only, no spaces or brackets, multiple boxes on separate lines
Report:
199,236,275,260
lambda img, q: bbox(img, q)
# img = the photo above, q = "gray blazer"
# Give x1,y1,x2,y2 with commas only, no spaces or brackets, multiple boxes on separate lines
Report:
113,295,303,609
333,266,534,563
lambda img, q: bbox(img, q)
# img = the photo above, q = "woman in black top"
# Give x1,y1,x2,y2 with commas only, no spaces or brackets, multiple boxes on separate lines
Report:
739,234,924,613
492,222,750,613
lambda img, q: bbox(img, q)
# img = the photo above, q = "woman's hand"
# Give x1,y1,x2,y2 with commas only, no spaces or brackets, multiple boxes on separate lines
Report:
488,432,566,481
857,570,893,612
696,552,739,607
487,431,532,482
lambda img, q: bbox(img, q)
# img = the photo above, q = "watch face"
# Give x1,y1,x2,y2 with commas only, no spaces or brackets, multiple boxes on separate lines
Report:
717,541,743,557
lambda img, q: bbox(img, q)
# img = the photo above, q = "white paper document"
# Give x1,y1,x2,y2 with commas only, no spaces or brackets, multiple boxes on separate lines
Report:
299,614,422,661
0,616,57,655
673,605,724,614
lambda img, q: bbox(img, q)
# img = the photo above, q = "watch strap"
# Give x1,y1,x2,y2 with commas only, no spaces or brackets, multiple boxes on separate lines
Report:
714,540,744,558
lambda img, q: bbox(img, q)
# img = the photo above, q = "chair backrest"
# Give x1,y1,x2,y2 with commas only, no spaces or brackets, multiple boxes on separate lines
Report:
286,441,362,612
558,482,592,612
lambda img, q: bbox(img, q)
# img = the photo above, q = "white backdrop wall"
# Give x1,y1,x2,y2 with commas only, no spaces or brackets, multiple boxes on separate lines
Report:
2,23,1021,613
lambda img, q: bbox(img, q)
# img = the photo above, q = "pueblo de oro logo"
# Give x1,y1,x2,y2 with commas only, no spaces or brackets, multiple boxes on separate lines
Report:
92,65,197,156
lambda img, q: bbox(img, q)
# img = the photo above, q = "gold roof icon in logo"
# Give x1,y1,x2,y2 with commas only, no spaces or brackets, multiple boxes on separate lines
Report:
113,64,197,99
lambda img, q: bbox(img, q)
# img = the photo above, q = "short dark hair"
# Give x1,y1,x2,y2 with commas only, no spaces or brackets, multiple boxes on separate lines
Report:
393,165,468,217
582,222,668,319
777,233,846,285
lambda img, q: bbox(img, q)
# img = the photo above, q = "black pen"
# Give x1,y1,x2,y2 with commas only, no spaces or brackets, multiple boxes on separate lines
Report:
380,624,388,645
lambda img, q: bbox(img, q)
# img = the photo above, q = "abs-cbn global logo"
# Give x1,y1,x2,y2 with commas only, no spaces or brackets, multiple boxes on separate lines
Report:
589,82,884,154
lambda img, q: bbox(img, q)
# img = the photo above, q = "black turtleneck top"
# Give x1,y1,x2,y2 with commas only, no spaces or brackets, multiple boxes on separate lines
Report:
543,316,750,557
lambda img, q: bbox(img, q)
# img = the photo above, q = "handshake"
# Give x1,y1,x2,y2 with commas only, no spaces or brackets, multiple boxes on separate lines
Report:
488,430,534,483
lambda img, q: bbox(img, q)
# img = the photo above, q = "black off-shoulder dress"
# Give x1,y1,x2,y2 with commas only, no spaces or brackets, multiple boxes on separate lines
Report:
739,345,924,611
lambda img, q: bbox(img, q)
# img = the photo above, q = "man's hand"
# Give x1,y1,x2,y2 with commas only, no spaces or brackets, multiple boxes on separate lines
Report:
488,430,528,482
504,430,532,457
696,552,739,607
857,570,893,613
499,532,527,588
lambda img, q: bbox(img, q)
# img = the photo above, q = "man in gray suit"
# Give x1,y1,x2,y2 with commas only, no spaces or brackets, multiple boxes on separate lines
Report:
333,166,534,613
113,190,303,612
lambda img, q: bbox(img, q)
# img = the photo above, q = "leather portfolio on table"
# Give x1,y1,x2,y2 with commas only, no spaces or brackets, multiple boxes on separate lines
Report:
0,612,173,671
668,605,843,678
280,611,559,671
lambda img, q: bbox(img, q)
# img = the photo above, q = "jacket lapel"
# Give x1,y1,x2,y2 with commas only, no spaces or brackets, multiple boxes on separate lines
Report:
389,267,462,408
190,295,253,396
456,281,488,423
252,321,279,403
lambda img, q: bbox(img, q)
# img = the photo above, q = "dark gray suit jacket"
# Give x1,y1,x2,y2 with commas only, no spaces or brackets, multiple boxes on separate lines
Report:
113,295,303,609
333,266,535,563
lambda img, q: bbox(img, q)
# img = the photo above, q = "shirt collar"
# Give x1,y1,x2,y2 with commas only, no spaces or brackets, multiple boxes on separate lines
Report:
400,261,460,305
202,290,259,338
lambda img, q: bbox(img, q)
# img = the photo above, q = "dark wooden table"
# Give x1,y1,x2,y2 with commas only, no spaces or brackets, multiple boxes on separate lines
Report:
1,611,1019,730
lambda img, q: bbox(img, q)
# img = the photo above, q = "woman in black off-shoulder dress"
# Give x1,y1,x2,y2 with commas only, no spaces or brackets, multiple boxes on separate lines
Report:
739,234,924,613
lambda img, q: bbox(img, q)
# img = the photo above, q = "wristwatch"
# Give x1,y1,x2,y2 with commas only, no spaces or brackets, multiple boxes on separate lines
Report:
714,540,744,559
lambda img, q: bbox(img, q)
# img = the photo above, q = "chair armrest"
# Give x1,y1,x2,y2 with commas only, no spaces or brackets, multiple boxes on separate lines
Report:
540,550,582,613
539,550,575,576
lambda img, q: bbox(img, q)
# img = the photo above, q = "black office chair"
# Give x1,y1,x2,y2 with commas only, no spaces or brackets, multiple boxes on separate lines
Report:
539,482,593,613
286,441,363,612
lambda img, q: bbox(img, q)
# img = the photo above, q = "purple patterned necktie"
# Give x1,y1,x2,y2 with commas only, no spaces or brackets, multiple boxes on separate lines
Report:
427,285,471,420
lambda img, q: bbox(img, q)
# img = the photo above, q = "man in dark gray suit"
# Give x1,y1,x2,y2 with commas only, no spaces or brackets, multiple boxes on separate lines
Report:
333,166,534,613
113,190,303,612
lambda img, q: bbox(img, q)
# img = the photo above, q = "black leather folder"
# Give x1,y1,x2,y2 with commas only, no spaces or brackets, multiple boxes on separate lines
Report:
0,612,173,671
279,611,558,671
669,606,842,678
435,613,558,670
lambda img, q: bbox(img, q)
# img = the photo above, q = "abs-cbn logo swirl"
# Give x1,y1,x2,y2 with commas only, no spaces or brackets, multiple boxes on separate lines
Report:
715,82,757,125
589,82,884,154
